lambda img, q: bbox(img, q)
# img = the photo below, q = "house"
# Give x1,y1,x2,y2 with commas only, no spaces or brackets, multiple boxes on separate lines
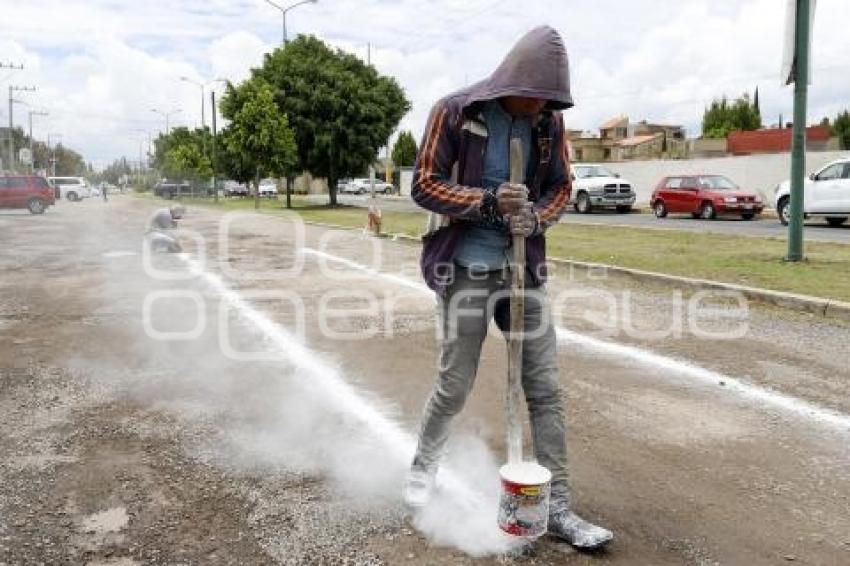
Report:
569,116,687,162
599,116,629,141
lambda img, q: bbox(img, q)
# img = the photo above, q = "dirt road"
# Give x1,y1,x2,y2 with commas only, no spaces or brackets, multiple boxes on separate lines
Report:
1,196,848,565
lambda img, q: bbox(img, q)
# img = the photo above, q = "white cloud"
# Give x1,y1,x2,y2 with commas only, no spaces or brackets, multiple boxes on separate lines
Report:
0,0,847,167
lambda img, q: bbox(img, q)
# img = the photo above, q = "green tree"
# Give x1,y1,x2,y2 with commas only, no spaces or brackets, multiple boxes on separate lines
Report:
391,130,418,167
152,128,209,174
5,127,85,175
94,159,132,185
219,79,297,209
165,143,212,181
833,110,850,150
702,92,762,138
251,35,410,205
50,143,86,176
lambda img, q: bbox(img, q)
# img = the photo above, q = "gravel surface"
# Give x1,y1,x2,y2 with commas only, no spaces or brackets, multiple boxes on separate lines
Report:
1,196,848,565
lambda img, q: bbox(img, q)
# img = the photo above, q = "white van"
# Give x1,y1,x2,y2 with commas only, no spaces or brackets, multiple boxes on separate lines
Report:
49,177,92,201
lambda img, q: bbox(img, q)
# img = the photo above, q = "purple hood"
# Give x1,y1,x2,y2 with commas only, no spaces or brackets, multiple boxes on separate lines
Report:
462,25,573,111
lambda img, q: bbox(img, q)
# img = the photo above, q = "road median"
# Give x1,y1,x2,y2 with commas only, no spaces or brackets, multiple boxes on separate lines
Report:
147,195,850,318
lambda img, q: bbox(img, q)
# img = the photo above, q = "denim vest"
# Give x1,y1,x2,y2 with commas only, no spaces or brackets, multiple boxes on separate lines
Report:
454,100,532,270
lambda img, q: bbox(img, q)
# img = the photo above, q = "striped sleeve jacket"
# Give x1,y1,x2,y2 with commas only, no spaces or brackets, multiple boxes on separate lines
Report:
412,97,572,230
411,95,572,294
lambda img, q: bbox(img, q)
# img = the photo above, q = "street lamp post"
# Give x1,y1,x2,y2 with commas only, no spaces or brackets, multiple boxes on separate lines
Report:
150,108,181,135
263,0,318,45
47,133,62,177
28,110,48,173
7,85,36,172
208,79,228,204
180,77,207,130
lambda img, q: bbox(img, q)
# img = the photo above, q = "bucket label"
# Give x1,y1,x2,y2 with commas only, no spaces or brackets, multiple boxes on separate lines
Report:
498,478,551,538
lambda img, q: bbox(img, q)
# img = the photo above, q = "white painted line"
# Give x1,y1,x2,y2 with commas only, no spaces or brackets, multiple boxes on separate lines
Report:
302,248,430,294
300,247,850,434
177,254,520,555
554,327,850,432
181,253,412,456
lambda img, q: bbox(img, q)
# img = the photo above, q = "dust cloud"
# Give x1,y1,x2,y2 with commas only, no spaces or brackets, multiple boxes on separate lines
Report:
83,250,524,557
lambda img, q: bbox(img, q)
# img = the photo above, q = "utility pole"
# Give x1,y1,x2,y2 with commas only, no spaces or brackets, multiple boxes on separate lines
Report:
48,133,61,177
137,139,144,188
28,110,48,173
211,90,218,204
786,0,811,262
0,63,23,171
8,85,36,172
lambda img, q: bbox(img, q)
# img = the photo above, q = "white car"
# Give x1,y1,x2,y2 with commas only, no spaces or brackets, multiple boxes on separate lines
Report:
49,176,92,201
569,164,636,214
774,157,850,227
258,180,278,198
342,178,393,195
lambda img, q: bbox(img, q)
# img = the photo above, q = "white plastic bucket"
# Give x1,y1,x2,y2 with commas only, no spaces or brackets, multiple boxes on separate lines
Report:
497,461,552,538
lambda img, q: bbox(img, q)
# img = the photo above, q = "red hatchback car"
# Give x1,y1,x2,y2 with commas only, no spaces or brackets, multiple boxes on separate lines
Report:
0,175,56,214
651,175,764,220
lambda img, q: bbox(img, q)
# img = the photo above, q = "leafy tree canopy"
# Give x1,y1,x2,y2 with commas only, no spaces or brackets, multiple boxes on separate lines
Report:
219,79,298,186
701,93,762,139
832,110,850,150
391,130,418,167
251,35,410,204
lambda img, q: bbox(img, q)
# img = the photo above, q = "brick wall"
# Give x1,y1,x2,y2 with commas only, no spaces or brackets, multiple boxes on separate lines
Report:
728,126,832,155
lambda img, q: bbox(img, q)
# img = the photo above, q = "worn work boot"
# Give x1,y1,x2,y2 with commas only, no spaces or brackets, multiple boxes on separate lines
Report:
548,509,613,549
402,469,435,509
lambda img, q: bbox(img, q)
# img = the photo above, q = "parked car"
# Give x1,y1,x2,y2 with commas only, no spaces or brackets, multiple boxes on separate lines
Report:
651,174,764,220
0,175,56,214
342,178,394,195
258,179,278,198
49,176,92,201
339,179,362,194
774,158,850,227
336,179,352,193
570,164,635,213
224,180,249,197
154,180,192,199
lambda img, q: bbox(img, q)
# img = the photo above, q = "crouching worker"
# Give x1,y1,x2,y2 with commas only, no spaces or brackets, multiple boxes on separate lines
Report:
145,204,185,253
404,26,613,550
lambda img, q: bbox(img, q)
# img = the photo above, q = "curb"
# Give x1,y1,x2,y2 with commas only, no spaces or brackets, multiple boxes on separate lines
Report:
301,220,850,323
547,257,850,322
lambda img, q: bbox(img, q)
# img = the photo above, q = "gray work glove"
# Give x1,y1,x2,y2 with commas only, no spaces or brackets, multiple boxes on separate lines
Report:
496,182,529,216
508,202,538,237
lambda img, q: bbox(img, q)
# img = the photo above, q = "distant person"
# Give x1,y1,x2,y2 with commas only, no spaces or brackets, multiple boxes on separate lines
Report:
145,204,185,253
102,184,108,202
404,26,613,550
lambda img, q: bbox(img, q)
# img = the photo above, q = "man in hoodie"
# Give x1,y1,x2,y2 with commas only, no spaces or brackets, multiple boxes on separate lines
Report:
405,26,613,549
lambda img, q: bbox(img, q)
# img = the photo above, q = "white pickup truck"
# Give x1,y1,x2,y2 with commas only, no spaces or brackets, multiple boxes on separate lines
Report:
570,163,636,214
49,177,92,201
774,157,850,227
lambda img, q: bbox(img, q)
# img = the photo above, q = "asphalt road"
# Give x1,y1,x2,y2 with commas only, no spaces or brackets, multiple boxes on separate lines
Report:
313,194,850,244
559,209,850,243
2,195,848,564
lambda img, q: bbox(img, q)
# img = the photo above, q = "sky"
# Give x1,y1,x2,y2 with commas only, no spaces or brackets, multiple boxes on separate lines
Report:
1,0,848,168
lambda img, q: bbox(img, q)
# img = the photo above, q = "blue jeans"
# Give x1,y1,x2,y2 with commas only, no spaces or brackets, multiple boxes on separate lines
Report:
412,266,571,506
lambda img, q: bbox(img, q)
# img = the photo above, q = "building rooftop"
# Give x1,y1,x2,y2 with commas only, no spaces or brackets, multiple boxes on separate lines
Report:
600,115,628,130
616,134,662,147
